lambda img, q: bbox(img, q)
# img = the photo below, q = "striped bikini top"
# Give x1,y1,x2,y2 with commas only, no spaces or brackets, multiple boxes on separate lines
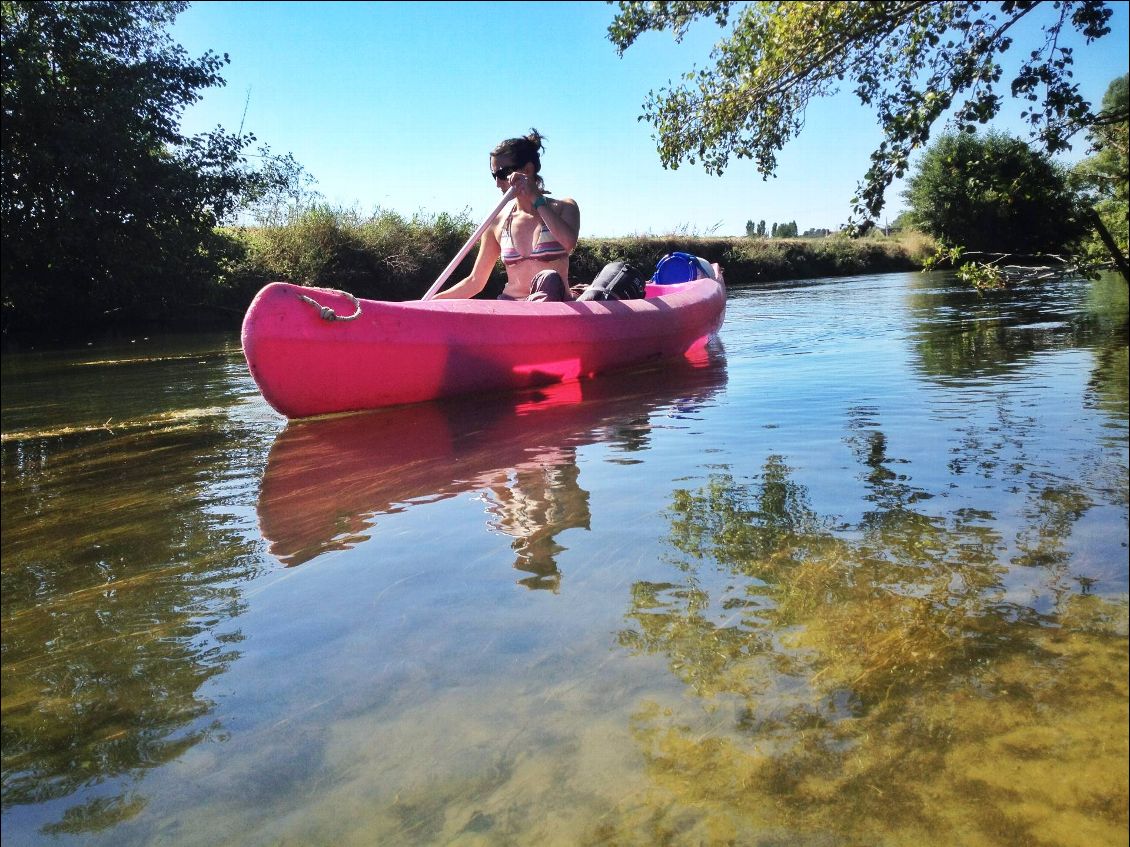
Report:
499,202,569,266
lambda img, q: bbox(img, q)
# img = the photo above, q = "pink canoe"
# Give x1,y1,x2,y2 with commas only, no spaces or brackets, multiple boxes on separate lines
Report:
242,272,726,418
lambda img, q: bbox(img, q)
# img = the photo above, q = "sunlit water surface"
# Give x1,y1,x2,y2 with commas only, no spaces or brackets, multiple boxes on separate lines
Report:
2,272,1127,846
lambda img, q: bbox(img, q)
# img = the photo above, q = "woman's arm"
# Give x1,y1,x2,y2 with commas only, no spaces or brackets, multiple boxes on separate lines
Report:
536,197,580,252
508,170,580,252
432,226,502,299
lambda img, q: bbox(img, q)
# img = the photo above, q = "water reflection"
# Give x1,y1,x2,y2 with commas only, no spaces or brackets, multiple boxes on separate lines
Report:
613,413,1127,844
3,273,1125,846
478,454,589,591
0,344,266,833
908,272,1128,384
256,347,728,589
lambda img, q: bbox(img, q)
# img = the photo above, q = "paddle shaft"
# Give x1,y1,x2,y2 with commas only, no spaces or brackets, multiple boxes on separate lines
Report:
421,186,518,300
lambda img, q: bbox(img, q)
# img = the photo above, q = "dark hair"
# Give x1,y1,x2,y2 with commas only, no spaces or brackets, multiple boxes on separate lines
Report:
492,128,546,189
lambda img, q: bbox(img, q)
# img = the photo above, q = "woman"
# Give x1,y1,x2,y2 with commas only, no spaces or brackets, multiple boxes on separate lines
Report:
433,129,580,301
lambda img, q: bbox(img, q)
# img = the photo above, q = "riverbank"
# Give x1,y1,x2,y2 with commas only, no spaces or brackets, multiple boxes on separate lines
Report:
1,208,935,347
215,217,933,313
571,232,931,288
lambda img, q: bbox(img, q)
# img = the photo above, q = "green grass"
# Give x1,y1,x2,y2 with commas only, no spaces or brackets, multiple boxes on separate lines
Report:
217,205,934,310
217,205,481,304
575,232,931,286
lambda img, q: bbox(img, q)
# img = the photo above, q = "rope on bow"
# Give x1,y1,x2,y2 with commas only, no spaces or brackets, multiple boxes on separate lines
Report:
296,289,362,322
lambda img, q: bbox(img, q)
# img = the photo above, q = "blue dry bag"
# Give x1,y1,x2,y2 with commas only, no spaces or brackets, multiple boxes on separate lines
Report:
653,252,716,284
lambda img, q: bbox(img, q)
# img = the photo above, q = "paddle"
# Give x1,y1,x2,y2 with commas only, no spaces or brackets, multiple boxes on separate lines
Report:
421,185,518,300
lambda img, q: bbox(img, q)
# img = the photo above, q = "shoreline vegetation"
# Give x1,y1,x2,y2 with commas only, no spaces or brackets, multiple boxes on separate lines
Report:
226,207,935,305
2,206,936,348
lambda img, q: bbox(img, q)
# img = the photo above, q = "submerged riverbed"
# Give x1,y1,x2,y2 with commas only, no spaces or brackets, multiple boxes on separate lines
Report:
2,271,1127,846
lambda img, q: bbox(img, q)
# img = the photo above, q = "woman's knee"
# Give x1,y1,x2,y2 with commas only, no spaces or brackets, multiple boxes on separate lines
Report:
527,270,572,302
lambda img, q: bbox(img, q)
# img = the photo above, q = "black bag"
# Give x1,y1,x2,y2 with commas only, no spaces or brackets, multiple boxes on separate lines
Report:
576,261,645,301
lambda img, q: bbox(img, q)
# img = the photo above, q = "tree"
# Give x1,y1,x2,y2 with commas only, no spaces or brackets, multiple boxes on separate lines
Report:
745,218,757,237
904,131,1084,254
608,1,1119,230
1,1,307,335
757,219,766,237
1072,75,1129,271
890,211,915,232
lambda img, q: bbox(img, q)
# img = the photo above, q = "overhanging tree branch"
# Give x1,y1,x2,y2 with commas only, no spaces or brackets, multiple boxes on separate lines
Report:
609,1,1116,229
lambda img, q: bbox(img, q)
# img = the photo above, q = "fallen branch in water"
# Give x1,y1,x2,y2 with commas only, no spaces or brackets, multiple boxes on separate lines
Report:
924,248,1115,290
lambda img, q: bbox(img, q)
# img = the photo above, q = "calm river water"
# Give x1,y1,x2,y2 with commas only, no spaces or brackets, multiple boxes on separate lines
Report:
2,271,1127,846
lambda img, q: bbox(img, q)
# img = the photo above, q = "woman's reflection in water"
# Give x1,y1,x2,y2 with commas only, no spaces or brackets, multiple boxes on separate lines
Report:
256,346,727,575
479,448,591,591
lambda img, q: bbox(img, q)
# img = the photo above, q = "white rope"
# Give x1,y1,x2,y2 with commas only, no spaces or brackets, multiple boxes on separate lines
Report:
296,289,362,321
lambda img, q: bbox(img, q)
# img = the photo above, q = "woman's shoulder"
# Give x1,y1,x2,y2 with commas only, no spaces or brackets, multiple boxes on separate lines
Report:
549,196,579,215
490,199,517,226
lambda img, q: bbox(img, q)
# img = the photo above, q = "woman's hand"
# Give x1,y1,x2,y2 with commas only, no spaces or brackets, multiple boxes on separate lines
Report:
507,171,538,202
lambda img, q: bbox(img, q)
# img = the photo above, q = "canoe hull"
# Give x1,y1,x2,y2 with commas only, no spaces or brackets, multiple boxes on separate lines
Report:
241,275,725,418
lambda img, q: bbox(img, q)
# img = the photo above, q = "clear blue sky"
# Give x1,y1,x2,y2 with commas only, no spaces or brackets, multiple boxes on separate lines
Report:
171,1,1129,237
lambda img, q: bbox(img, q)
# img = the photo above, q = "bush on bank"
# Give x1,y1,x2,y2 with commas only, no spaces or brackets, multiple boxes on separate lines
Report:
221,205,930,306
574,233,927,286
216,205,481,309
1,206,931,344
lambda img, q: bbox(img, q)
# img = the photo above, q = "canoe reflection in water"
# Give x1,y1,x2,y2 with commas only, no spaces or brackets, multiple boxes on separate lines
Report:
256,343,727,586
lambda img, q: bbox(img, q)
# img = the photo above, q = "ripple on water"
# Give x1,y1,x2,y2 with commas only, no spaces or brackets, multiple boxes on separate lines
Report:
1,272,1126,846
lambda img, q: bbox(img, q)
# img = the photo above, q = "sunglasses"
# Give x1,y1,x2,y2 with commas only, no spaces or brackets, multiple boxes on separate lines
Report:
491,164,520,181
